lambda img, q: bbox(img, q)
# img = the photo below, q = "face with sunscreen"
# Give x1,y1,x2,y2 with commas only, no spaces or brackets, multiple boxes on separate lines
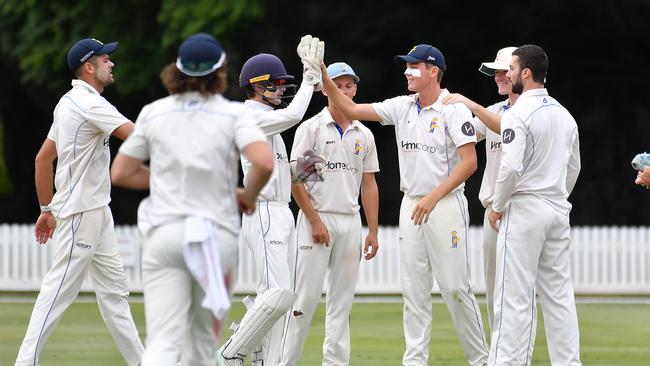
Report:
404,62,433,92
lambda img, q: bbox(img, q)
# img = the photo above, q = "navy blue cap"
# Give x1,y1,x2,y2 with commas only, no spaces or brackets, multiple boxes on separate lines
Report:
394,44,446,71
176,33,226,77
239,53,294,87
67,38,118,71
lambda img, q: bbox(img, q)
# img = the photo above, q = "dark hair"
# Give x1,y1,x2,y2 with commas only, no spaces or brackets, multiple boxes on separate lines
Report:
512,45,548,84
73,55,99,79
424,62,443,83
160,61,229,96
244,85,257,99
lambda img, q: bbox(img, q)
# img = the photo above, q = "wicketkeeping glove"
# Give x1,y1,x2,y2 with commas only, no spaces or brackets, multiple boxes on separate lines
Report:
290,149,326,184
631,152,650,171
297,35,325,90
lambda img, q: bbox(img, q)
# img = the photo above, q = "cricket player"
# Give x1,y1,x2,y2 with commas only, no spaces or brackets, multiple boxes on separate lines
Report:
443,47,522,333
236,35,324,366
16,38,144,366
320,45,488,366
280,62,380,365
487,44,581,365
111,33,275,366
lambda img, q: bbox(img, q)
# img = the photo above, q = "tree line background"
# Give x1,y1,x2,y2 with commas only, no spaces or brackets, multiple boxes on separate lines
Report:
1,0,649,227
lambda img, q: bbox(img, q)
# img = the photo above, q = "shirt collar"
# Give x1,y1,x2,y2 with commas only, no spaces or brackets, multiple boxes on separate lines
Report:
520,87,548,98
322,107,361,130
409,88,449,113
71,79,101,95
244,99,274,111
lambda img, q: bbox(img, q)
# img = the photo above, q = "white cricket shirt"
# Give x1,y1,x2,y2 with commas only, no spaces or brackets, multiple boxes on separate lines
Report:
472,100,510,208
48,79,130,218
241,82,314,202
491,88,581,214
372,89,477,197
291,107,379,214
119,92,266,234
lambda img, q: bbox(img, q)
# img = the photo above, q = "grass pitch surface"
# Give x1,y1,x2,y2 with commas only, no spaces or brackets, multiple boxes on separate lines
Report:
1,298,649,365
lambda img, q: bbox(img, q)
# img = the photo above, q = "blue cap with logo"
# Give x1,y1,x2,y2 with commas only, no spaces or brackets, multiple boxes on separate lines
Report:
394,44,446,71
176,33,226,77
326,62,360,83
67,38,118,71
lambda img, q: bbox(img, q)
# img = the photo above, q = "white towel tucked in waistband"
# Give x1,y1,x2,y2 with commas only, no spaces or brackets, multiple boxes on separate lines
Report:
182,216,230,320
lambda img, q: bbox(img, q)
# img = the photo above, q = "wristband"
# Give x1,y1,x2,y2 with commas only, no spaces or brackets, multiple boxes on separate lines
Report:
40,205,52,213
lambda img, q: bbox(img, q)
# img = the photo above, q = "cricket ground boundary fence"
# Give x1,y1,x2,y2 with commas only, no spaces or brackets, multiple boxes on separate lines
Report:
1,224,649,295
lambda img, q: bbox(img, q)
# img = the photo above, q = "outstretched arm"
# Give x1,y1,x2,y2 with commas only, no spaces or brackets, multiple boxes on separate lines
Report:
320,63,381,122
443,93,502,134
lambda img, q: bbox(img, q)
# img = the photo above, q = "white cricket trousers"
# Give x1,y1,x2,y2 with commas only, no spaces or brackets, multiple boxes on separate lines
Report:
241,201,295,365
400,192,488,366
140,220,239,366
482,208,498,332
15,206,143,366
482,208,537,364
488,196,581,366
280,211,362,366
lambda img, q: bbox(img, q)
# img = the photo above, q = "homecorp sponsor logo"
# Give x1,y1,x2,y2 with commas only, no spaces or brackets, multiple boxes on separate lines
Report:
401,140,437,154
323,160,358,174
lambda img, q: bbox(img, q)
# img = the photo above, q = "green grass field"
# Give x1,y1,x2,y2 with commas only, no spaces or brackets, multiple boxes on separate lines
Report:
1,298,649,365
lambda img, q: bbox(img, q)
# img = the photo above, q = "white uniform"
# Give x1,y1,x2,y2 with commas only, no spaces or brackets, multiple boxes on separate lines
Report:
239,83,313,365
472,100,522,334
119,92,266,366
488,88,581,365
372,90,488,366
15,80,144,366
280,107,379,366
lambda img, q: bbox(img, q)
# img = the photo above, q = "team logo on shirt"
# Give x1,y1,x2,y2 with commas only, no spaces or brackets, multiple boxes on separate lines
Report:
401,140,437,154
502,128,515,144
276,152,288,163
461,121,475,136
429,118,439,133
354,139,363,156
451,231,460,249
324,160,358,174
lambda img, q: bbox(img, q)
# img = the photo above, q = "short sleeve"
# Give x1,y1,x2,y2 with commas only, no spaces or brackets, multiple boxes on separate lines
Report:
471,115,487,142
118,106,150,160
234,109,266,151
446,104,477,147
372,95,410,126
290,121,312,161
86,96,130,135
362,129,380,173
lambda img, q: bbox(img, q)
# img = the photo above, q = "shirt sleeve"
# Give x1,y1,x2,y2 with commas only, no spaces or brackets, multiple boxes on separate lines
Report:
85,96,131,135
362,129,380,173
234,109,267,151
471,115,487,142
491,111,526,212
289,120,314,161
255,83,314,136
566,126,581,195
118,106,150,161
447,104,477,147
372,95,410,126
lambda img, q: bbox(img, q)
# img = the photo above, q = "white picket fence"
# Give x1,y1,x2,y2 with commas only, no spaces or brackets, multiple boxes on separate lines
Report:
1,224,649,295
